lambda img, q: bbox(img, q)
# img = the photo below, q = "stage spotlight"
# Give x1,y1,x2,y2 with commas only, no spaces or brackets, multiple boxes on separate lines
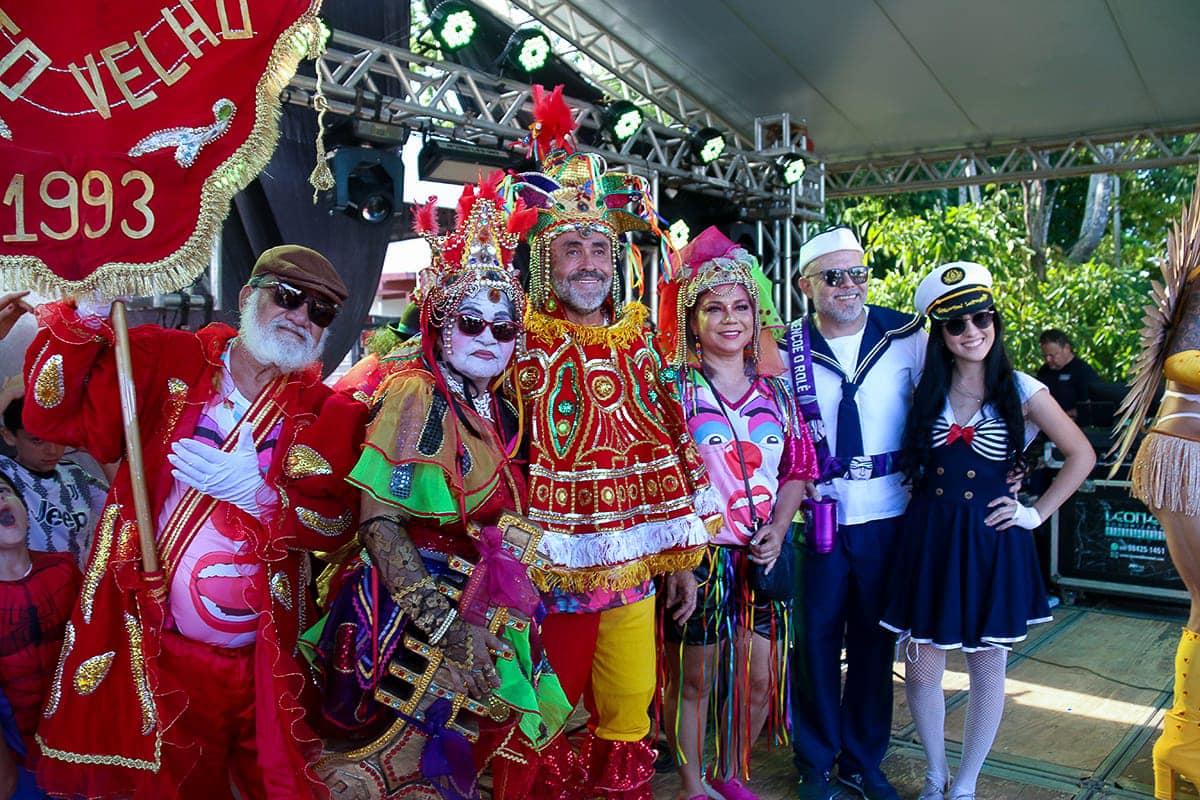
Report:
779,153,807,185
689,127,726,165
668,218,691,249
502,28,551,73
331,147,404,225
418,139,524,185
430,1,478,51
602,100,643,143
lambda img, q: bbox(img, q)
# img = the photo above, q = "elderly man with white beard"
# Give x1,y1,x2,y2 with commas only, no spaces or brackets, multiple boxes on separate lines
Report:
26,245,368,800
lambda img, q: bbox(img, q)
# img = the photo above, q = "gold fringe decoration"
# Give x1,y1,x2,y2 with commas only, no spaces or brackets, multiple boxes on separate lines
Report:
1131,429,1200,515
523,302,649,350
0,3,327,299
306,20,335,200
529,546,704,593
1110,176,1200,471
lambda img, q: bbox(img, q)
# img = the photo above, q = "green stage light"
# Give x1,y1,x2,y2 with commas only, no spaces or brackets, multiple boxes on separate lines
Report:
503,28,551,73
431,1,478,51
690,127,726,165
603,100,643,142
668,218,691,248
780,154,807,185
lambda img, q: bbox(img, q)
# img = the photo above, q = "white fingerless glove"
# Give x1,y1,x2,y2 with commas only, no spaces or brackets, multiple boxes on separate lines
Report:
1010,502,1042,530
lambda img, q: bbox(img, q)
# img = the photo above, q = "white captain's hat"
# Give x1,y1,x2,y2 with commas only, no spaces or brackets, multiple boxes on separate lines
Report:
798,227,864,273
914,261,994,320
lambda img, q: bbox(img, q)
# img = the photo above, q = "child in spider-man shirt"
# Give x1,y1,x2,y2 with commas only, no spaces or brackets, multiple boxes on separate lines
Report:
0,469,80,798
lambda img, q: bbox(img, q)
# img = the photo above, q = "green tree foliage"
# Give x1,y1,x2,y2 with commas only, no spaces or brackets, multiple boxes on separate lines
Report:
831,168,1194,383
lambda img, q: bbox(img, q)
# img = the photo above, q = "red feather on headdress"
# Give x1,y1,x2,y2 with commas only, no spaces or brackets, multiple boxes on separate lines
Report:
454,183,478,227
506,200,538,238
476,170,505,200
530,84,577,153
413,197,440,236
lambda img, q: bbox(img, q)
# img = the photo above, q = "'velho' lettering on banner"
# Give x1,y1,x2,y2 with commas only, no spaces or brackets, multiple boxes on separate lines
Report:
0,1,326,297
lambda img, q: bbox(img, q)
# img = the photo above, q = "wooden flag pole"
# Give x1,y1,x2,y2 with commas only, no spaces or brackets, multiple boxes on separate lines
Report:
109,300,160,574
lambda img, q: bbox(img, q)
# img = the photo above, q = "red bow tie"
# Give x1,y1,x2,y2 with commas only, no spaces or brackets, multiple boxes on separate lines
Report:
947,424,975,445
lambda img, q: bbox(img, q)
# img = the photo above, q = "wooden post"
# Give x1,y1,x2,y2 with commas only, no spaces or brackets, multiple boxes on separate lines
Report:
109,300,160,574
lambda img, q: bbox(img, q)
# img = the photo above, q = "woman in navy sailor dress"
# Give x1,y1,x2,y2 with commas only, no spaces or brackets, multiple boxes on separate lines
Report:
881,262,1094,800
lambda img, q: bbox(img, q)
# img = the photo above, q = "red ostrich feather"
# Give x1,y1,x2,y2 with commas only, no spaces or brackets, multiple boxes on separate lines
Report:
506,200,538,237
531,84,577,151
454,183,478,227
412,197,440,236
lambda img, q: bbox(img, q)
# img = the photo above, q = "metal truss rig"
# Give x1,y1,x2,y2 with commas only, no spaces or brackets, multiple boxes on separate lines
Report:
286,29,823,220
826,126,1200,197
493,0,749,148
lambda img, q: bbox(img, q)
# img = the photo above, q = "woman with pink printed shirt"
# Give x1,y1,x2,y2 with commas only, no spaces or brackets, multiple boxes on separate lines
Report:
658,226,818,800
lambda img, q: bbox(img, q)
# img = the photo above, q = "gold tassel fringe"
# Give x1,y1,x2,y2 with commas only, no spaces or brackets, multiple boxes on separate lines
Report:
530,547,704,593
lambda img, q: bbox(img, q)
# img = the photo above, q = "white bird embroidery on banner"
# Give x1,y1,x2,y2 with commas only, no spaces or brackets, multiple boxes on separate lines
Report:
128,99,236,168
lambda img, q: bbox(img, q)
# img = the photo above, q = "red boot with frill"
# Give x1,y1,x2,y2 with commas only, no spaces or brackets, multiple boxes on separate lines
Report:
579,734,655,800
490,733,588,800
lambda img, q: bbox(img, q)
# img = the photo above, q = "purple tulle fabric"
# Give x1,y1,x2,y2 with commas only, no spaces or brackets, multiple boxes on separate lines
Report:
460,525,540,626
418,699,478,800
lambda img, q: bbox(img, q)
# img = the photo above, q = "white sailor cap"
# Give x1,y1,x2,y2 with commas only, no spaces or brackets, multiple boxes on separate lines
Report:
798,227,864,273
914,261,994,320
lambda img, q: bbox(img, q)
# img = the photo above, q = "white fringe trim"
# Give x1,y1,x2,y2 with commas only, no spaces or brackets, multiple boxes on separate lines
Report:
692,484,722,519
536,514,710,569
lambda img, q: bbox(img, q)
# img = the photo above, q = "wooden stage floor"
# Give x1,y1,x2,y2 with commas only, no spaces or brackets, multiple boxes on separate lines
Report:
648,602,1193,800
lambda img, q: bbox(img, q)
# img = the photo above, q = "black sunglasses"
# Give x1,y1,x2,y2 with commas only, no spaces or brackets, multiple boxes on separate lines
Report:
943,310,994,337
249,277,339,328
455,314,521,343
806,266,869,287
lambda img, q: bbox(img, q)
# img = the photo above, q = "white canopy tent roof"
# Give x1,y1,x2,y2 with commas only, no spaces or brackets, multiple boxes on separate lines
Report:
558,0,1200,163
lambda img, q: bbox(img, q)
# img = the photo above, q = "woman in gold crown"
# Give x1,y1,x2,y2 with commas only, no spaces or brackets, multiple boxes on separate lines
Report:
657,226,817,800
1114,179,1200,800
311,173,574,800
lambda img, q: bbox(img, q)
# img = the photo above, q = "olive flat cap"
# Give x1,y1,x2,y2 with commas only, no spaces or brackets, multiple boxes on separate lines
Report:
249,245,348,306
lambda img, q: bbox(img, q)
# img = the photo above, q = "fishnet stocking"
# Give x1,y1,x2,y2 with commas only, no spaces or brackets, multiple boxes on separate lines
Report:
905,643,950,791
951,647,1007,799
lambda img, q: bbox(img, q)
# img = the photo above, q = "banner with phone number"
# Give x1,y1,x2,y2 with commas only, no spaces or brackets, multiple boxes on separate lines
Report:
0,0,323,298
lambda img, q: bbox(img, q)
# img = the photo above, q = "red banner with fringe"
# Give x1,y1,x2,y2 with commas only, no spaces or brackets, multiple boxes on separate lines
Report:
0,0,323,297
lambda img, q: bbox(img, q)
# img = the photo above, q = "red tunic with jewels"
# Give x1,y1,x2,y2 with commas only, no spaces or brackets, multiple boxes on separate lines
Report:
517,302,715,594
24,302,366,800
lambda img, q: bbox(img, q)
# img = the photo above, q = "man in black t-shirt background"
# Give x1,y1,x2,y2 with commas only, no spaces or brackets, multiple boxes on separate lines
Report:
1037,329,1101,419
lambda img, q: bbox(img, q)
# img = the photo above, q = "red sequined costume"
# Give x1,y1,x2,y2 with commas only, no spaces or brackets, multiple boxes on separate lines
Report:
312,176,573,800
507,85,717,800
26,303,365,799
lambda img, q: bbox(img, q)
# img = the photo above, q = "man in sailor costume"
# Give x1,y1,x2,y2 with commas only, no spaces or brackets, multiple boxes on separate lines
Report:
785,228,927,800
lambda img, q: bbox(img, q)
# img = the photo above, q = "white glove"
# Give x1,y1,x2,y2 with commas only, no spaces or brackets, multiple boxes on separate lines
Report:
1010,502,1042,530
74,296,114,320
168,424,271,514
74,294,134,320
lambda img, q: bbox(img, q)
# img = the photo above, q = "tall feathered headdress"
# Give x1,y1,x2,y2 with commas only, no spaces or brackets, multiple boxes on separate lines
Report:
411,171,536,370
658,226,785,374
505,84,668,311
1109,177,1200,470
